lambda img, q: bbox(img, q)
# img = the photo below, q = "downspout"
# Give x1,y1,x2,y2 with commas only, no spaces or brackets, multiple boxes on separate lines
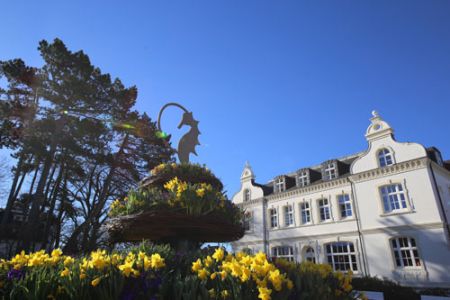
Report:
262,198,268,255
428,161,450,240
349,177,370,276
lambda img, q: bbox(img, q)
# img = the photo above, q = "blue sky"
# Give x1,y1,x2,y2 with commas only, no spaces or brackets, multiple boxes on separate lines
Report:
1,0,450,198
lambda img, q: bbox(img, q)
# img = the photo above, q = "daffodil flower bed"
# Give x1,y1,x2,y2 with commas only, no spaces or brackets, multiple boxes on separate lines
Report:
0,246,359,300
0,248,165,300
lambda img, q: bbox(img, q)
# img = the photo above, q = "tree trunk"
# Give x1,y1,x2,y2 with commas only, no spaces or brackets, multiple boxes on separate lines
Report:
64,133,129,254
42,163,65,250
19,118,62,251
28,162,40,195
1,153,25,226
54,175,68,249
12,167,27,201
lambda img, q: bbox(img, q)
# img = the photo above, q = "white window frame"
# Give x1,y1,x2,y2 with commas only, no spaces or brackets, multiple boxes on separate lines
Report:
300,201,311,224
391,237,422,268
269,208,278,228
284,205,294,227
243,189,251,202
297,171,309,187
318,198,331,222
271,246,294,262
325,242,358,272
274,177,286,193
380,184,408,213
338,194,352,219
324,163,337,180
378,148,394,167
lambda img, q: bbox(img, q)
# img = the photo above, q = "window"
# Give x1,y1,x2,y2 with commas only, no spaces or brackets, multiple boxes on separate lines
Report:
304,247,316,263
324,163,337,180
297,171,309,187
269,208,278,228
338,194,352,218
380,184,407,213
284,205,294,226
325,242,358,272
318,198,331,222
243,189,251,202
242,247,253,255
391,237,421,268
272,246,294,262
435,152,443,166
274,177,286,193
378,148,394,167
243,211,252,231
300,202,311,224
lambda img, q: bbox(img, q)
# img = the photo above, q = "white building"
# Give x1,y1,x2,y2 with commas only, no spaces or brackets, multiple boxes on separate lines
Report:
231,111,450,287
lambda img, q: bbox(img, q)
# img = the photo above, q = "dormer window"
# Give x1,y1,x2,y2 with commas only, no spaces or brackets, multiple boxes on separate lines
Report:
378,148,394,167
274,177,286,193
243,189,251,202
297,171,309,187
324,163,337,180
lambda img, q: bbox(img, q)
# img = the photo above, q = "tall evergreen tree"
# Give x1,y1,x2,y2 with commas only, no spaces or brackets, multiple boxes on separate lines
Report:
0,39,174,253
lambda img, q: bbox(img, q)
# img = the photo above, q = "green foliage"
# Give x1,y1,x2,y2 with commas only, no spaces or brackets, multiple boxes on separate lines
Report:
108,163,243,227
149,163,223,190
0,39,174,253
0,245,363,300
352,276,419,300
274,259,357,300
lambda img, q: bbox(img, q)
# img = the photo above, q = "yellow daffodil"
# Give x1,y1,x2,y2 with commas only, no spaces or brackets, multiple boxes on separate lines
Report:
192,258,202,272
212,248,225,262
204,255,213,267
196,188,205,197
91,277,101,287
150,253,165,269
64,256,75,266
258,287,272,300
198,268,209,281
60,267,70,277
51,249,63,258
118,261,134,277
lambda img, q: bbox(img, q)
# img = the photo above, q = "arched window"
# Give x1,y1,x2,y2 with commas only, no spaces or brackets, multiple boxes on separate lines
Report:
243,189,251,202
378,148,394,167
304,247,316,263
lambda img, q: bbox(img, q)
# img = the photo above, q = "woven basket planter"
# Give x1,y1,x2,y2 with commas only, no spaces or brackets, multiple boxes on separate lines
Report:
106,210,244,243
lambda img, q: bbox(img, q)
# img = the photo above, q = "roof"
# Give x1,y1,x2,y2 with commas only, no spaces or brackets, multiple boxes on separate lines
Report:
251,151,363,196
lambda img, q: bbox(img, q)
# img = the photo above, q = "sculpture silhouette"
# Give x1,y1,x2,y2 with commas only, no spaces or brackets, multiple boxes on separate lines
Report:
157,103,201,164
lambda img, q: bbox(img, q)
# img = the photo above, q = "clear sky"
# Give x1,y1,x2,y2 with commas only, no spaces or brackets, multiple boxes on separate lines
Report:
1,0,450,198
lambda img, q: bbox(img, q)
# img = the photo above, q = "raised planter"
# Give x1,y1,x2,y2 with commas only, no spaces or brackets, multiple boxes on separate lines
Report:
106,210,244,243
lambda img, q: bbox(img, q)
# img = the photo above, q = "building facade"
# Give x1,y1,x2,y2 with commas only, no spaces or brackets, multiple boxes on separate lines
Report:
231,111,450,287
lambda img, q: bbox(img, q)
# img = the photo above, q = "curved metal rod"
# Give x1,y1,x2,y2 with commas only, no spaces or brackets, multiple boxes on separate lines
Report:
157,102,189,132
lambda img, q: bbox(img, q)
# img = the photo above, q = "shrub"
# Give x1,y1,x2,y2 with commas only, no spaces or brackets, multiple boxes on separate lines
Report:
274,259,357,300
352,276,419,300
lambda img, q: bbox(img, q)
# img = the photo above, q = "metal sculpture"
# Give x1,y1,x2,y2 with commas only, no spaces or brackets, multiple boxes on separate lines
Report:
157,102,200,163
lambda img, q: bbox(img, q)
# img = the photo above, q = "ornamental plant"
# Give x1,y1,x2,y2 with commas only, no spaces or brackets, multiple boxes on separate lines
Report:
274,258,357,300
0,248,165,300
0,245,360,300
108,163,242,226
